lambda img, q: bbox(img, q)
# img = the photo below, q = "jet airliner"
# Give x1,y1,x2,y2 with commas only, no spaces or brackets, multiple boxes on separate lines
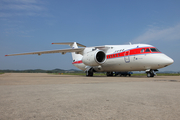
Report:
5,42,174,77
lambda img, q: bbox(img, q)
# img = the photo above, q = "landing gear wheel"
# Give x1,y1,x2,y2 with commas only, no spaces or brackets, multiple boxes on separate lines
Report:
86,68,94,77
147,71,155,77
123,75,127,77
86,71,93,76
147,72,151,77
106,72,114,76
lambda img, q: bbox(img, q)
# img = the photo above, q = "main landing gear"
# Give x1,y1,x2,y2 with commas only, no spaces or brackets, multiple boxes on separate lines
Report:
106,72,132,77
86,68,94,77
106,72,114,76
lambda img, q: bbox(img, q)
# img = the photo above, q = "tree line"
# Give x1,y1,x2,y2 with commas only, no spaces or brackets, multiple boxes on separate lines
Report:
0,69,82,73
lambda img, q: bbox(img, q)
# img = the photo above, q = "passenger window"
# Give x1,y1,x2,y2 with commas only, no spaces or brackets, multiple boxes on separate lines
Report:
145,48,150,52
141,49,145,52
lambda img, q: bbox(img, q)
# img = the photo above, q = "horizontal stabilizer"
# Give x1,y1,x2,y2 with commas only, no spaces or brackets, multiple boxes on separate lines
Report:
52,42,86,47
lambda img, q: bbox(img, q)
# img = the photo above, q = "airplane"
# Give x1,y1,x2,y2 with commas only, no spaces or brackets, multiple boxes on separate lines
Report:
5,42,174,77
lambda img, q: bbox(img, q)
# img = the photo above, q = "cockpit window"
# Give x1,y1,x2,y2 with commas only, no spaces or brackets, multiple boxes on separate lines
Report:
141,49,145,53
150,48,160,52
145,48,150,52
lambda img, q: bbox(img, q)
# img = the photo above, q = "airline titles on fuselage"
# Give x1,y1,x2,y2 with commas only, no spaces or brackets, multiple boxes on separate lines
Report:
114,49,125,53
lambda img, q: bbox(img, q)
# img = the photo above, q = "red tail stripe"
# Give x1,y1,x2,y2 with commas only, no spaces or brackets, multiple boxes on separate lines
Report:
72,60,83,64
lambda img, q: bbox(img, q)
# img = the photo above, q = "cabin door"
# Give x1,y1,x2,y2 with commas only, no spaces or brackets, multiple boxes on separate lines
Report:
124,51,130,63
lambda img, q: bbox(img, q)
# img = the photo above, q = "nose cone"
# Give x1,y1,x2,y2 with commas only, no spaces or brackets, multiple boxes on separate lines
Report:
161,54,174,67
165,57,174,66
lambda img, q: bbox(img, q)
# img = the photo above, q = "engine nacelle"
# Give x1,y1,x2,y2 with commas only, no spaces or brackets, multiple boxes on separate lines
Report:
82,50,106,66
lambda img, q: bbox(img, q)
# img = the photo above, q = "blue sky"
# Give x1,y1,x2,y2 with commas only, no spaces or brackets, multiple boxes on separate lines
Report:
0,0,180,71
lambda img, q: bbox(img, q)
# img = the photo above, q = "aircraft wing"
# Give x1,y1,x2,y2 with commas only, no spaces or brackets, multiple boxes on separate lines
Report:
5,48,85,56
94,46,111,51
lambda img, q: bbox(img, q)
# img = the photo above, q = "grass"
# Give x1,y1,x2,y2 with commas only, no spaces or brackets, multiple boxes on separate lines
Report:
0,72,4,75
52,73,86,76
131,74,147,76
155,73,180,76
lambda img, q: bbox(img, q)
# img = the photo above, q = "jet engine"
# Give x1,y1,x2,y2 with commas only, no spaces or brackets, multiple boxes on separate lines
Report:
82,50,106,66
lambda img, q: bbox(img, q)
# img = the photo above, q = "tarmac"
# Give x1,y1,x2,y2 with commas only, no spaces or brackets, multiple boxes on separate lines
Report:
0,73,180,120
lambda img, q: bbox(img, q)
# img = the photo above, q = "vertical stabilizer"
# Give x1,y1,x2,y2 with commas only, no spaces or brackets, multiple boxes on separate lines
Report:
70,42,83,62
52,42,85,62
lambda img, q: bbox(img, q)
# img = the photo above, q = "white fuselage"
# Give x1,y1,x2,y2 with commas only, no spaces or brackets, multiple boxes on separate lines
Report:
72,44,174,72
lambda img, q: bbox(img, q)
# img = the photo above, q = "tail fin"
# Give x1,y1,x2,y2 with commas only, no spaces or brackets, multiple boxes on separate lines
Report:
52,42,85,62
70,42,84,62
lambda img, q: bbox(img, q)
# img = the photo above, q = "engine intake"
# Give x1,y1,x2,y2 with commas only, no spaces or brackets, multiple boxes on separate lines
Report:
82,50,106,66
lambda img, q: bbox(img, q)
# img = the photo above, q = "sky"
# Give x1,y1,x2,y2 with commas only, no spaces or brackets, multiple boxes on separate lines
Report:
0,0,180,71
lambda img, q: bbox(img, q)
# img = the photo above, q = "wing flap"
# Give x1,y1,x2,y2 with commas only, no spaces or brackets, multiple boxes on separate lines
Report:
5,48,85,56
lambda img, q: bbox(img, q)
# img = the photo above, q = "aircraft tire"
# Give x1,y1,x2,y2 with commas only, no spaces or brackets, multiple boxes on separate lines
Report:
147,73,151,77
86,71,93,77
106,72,113,76
86,68,94,77
147,72,154,77
150,73,155,77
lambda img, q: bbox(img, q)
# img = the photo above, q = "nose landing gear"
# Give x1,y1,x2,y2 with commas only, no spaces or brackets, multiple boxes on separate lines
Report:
146,70,157,77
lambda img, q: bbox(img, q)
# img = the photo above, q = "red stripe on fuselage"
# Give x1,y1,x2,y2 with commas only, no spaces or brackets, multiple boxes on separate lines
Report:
72,47,161,64
107,47,161,59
